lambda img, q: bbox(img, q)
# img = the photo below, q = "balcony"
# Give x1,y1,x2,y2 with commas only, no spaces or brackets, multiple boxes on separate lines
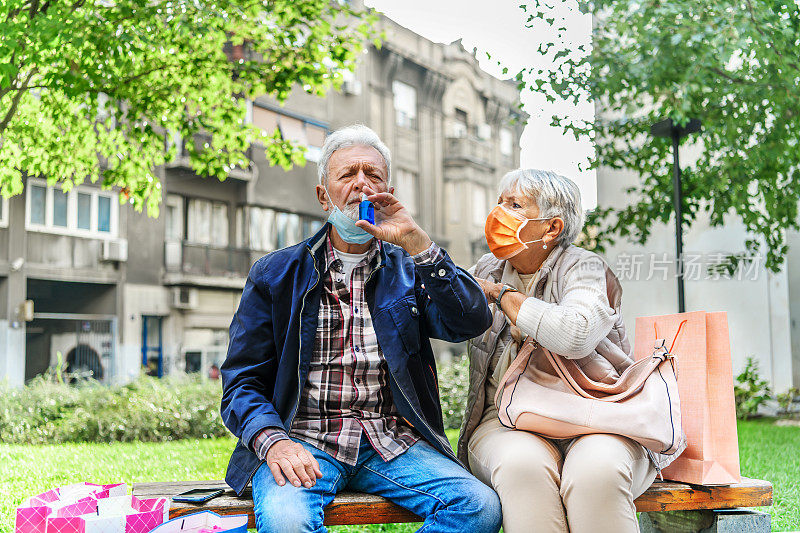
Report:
25,232,124,283
443,136,494,170
165,134,255,181
163,240,254,288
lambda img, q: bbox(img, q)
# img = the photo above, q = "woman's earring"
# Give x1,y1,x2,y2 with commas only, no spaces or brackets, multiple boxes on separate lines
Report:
542,243,548,249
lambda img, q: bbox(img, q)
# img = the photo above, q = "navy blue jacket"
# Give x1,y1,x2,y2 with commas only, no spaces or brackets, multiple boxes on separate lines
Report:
220,224,492,495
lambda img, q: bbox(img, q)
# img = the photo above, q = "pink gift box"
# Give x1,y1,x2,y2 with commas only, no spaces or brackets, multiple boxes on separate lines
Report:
46,495,169,533
16,483,127,533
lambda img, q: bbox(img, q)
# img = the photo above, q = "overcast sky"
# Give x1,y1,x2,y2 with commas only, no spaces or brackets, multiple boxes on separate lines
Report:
364,0,597,209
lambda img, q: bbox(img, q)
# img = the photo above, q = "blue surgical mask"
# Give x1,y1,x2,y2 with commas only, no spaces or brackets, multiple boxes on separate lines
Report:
325,189,373,244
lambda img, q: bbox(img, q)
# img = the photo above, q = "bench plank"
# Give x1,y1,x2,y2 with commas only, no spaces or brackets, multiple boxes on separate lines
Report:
133,478,772,528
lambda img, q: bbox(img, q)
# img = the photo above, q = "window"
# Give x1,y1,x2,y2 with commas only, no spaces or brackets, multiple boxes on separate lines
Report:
0,196,7,227
211,202,229,246
445,182,459,223
395,169,419,216
235,206,245,248
276,212,301,249
165,195,184,241
52,188,68,227
303,218,324,238
500,128,514,157
29,185,46,225
249,206,277,251
25,179,117,237
97,196,111,233
253,106,279,135
472,185,487,226
77,192,92,230
165,195,185,269
392,81,417,129
453,108,469,138
187,198,228,246
278,115,307,146
252,104,328,162
306,124,327,163
247,206,322,251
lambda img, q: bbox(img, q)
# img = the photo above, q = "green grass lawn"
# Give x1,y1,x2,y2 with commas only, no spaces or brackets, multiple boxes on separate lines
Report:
2,423,797,532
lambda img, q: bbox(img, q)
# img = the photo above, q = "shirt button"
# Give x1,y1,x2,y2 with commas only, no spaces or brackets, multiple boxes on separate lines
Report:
354,346,360,352
438,268,446,277
355,378,362,384
354,307,359,314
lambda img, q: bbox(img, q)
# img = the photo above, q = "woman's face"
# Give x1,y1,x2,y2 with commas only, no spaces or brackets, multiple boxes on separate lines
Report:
496,189,545,245
495,188,565,272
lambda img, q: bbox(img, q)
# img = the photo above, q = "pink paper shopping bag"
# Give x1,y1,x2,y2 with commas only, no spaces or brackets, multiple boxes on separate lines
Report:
16,483,127,533
634,311,741,485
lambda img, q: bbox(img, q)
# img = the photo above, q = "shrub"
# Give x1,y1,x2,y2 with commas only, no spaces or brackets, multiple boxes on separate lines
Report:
776,387,800,415
1,355,477,444
437,354,470,430
734,357,771,420
0,374,229,444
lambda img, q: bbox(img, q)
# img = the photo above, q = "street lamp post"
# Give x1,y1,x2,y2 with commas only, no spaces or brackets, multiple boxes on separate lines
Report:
650,117,702,313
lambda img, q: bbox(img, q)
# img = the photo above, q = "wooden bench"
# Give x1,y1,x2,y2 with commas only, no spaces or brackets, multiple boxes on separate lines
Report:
133,478,772,530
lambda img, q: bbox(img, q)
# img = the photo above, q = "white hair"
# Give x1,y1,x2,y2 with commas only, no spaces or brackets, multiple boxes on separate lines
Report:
317,124,392,187
498,168,585,248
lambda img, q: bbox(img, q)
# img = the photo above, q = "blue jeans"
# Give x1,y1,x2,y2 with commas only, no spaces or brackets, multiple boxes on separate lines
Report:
251,435,502,533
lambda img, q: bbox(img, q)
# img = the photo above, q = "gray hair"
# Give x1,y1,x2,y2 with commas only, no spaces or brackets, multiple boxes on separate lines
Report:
317,124,392,186
498,168,585,248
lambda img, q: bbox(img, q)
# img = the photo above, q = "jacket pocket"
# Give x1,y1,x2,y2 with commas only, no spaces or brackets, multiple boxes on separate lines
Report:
388,296,422,355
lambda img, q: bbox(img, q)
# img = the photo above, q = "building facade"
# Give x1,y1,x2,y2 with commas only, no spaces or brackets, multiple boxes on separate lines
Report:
0,9,524,386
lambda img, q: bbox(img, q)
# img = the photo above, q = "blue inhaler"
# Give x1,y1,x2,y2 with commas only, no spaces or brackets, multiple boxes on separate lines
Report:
359,193,375,225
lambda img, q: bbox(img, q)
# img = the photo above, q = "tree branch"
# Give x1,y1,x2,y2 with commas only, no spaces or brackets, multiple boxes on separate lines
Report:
743,0,800,74
707,66,770,88
0,70,37,134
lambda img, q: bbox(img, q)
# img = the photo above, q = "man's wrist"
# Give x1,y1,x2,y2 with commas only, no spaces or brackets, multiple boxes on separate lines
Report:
252,427,290,461
404,229,433,256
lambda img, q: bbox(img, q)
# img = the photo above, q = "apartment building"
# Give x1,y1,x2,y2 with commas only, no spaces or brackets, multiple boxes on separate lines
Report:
0,8,524,386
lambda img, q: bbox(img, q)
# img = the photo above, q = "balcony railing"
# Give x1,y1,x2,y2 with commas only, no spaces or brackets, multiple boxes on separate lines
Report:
165,240,252,278
443,136,494,169
25,231,124,277
165,134,255,181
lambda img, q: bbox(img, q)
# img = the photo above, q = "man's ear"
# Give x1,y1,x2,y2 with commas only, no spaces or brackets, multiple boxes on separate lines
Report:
316,184,330,212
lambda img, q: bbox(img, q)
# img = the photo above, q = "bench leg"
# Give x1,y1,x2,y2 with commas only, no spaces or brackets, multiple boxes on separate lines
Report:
638,509,771,533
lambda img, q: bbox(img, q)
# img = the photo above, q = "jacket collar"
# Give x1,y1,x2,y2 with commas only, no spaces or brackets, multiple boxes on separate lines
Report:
306,222,385,271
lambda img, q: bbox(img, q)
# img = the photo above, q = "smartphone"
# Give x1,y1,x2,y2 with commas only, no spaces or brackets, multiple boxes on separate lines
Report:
172,488,224,503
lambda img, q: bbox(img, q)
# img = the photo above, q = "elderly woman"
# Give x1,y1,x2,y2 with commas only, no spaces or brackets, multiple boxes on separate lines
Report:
459,169,659,533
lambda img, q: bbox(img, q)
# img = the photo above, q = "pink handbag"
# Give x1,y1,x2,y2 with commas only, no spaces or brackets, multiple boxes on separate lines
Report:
495,322,686,456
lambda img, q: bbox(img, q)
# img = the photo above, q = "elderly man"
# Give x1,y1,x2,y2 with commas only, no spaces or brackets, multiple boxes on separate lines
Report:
220,124,501,533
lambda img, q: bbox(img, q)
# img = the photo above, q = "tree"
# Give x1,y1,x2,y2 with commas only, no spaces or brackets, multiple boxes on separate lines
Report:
0,0,377,216
519,0,800,272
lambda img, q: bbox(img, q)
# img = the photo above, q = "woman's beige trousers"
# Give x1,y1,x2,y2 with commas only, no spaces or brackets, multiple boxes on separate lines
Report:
468,418,657,533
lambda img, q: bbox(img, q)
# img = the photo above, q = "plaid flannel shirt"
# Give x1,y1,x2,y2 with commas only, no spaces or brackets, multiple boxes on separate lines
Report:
252,237,444,465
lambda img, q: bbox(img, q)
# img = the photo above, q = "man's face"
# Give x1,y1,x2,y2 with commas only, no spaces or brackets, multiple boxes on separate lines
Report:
316,144,392,219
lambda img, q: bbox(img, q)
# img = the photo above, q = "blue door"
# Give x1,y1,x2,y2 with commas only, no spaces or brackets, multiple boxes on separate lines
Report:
141,315,164,378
